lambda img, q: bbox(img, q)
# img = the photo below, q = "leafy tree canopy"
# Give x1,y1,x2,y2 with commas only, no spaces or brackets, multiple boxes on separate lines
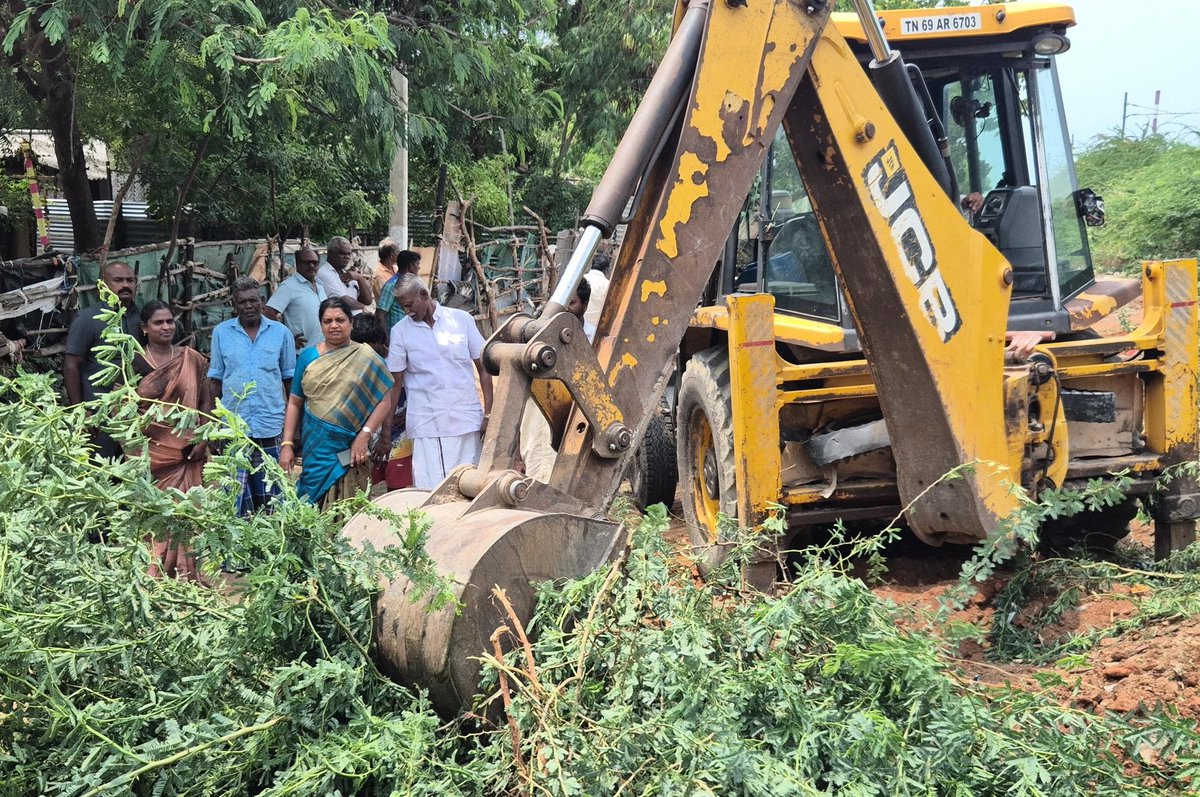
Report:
0,0,571,247
0,0,984,251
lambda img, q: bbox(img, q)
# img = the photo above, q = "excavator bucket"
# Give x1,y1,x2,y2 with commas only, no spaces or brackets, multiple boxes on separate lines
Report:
341,489,624,713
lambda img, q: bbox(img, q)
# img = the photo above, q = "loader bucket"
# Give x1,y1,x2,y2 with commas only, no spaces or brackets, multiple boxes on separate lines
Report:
341,489,625,714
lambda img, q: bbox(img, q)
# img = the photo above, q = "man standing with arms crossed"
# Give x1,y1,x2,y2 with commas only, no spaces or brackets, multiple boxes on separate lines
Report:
265,246,326,347
386,274,492,490
317,235,373,311
209,277,296,515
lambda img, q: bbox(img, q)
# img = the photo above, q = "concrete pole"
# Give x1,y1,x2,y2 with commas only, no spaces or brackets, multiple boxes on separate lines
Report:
388,69,409,247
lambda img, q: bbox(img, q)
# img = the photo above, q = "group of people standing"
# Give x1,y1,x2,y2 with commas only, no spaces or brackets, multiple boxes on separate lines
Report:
64,241,499,576
63,239,617,578
260,239,493,501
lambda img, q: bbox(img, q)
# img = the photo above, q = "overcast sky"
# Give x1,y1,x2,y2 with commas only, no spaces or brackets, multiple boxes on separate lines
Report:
1028,0,1199,148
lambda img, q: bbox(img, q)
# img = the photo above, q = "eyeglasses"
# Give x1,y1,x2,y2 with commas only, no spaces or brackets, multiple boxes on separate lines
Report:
297,259,319,265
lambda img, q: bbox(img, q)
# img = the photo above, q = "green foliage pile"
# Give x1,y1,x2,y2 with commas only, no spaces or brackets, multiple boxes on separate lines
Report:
1076,135,1200,270
2,318,1199,794
472,505,1200,796
986,538,1200,665
0,319,463,794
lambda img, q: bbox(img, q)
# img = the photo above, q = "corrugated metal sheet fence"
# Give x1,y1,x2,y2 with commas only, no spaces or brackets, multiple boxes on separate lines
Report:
45,199,176,254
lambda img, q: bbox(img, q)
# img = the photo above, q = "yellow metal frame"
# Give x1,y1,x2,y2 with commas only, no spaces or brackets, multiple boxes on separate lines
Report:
710,259,1199,529
1141,260,1199,459
725,295,782,529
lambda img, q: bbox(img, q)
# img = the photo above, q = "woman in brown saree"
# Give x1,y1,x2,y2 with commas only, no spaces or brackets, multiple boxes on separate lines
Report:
133,300,213,579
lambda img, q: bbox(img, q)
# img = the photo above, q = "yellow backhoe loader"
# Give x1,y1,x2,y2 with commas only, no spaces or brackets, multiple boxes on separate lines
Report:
344,0,1199,714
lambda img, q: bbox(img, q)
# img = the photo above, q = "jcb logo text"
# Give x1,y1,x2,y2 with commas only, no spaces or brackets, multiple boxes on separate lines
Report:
863,143,961,342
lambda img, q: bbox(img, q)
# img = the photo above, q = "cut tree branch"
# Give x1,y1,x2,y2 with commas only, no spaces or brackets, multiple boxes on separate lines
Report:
232,53,284,64
448,101,506,123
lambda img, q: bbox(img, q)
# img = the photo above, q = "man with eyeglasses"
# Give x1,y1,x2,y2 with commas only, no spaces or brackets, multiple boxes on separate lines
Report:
265,246,327,347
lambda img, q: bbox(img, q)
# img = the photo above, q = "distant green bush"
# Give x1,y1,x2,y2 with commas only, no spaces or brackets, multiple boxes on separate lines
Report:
1076,135,1200,271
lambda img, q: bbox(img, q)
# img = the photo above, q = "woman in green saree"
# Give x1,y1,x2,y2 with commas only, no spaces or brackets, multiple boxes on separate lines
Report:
279,297,394,506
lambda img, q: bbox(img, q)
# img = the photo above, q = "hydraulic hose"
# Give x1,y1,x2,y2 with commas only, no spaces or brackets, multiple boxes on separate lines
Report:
849,0,955,201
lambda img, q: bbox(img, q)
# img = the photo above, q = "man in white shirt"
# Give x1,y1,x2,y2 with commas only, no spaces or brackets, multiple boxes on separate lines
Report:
316,236,373,312
520,279,596,483
264,247,327,346
582,250,611,330
386,275,494,490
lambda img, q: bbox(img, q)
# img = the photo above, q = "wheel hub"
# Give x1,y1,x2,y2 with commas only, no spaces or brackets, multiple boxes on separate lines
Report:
702,448,719,498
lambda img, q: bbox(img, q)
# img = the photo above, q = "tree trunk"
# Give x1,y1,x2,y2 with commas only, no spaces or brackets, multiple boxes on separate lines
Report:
45,79,101,255
433,162,448,236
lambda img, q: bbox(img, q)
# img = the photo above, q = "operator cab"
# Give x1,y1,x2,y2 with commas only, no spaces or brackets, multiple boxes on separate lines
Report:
844,4,1106,333
914,22,1103,331
716,4,1105,346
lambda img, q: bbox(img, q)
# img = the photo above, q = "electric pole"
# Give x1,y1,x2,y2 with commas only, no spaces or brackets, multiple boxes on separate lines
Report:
388,69,409,247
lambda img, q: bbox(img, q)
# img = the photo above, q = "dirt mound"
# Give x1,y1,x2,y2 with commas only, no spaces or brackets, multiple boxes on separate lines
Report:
873,521,1200,722
661,496,1199,722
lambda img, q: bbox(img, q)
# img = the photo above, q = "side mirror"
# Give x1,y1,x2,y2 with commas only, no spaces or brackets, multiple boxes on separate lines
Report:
1074,188,1105,228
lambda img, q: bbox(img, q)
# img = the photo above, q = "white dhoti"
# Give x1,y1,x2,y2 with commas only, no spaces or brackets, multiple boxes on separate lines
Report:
520,397,555,483
413,431,483,490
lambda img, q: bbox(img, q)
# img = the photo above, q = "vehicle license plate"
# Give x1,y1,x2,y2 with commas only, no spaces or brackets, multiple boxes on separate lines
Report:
899,13,983,35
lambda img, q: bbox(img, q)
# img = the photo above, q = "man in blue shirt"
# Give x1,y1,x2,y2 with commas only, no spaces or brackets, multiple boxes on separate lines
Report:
374,249,422,333
264,247,326,346
209,276,297,515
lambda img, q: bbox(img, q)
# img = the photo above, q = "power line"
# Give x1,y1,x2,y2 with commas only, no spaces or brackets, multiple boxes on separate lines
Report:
1127,104,1199,116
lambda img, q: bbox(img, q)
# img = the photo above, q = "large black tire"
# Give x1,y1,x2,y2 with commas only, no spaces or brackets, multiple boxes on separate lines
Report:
1039,497,1139,554
629,404,678,510
676,347,738,571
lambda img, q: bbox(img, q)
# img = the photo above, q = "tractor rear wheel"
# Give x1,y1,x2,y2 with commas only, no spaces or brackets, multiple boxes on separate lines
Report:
677,347,738,572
